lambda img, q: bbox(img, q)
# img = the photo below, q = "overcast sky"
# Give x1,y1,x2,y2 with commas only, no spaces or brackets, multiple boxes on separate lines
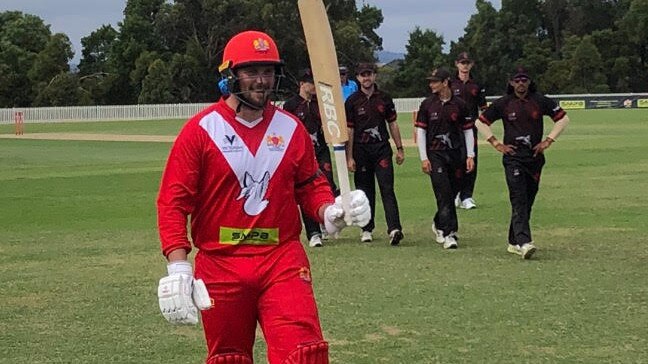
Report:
1,0,502,62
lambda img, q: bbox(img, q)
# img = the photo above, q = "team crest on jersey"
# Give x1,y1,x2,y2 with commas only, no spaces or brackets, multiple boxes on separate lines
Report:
508,112,517,121
253,38,270,52
266,133,285,151
299,267,312,282
450,112,458,121
377,103,385,113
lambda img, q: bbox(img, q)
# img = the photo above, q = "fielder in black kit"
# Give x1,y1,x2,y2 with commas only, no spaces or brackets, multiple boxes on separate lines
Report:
450,52,487,209
345,62,405,246
476,66,570,259
415,68,475,250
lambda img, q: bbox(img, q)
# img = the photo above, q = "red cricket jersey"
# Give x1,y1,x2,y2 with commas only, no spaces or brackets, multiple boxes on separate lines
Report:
157,99,335,257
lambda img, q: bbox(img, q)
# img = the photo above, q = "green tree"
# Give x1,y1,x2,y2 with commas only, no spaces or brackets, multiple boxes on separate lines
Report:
518,37,554,90
33,72,85,106
612,56,632,91
106,0,167,104
390,27,445,97
28,33,73,85
139,58,174,104
74,0,383,105
0,11,49,53
0,11,51,106
78,25,118,76
541,0,569,51
452,0,505,94
619,0,648,66
565,35,608,93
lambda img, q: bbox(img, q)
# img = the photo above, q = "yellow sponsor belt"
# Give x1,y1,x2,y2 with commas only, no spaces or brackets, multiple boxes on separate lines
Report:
220,227,279,245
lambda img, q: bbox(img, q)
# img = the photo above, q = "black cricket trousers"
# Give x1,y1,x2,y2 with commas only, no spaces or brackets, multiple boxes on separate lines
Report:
459,129,478,200
503,153,545,246
353,142,402,234
428,150,465,236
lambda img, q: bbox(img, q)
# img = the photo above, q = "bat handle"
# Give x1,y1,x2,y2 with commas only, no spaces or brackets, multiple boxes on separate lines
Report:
333,144,353,226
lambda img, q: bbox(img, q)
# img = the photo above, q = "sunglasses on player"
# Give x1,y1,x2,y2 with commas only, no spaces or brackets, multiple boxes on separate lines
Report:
512,77,530,84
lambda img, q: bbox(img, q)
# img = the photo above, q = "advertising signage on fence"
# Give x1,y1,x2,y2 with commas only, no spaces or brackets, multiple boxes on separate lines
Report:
555,94,648,109
559,100,586,109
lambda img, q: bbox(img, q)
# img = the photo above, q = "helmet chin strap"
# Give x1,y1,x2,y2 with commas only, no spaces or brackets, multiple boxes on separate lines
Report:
222,66,285,113
232,90,268,112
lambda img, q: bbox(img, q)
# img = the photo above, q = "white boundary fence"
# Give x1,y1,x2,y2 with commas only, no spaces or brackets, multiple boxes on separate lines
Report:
0,103,212,124
2,93,648,124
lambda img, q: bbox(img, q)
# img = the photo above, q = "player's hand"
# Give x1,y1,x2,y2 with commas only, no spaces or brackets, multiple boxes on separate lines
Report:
347,157,356,172
395,148,405,165
421,160,432,175
533,138,553,157
158,261,211,325
466,157,475,173
324,190,371,234
495,143,516,155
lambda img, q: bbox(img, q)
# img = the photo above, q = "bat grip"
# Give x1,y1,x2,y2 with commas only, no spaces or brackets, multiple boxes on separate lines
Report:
333,144,353,225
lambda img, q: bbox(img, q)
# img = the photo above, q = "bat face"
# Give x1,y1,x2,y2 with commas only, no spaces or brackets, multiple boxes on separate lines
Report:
316,81,344,142
299,0,352,217
298,0,348,145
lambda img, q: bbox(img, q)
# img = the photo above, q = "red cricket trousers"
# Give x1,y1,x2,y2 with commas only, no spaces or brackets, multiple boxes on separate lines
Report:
194,241,325,363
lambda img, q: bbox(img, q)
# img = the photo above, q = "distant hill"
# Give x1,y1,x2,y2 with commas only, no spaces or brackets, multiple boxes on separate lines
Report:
376,50,405,64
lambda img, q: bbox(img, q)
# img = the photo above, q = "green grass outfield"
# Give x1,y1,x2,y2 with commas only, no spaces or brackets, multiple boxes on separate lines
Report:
1,109,647,363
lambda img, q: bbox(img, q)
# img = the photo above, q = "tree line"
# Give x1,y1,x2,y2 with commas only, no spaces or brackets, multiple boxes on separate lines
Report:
1,0,647,108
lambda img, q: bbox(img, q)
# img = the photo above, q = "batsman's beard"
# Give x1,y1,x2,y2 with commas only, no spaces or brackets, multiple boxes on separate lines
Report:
234,88,272,110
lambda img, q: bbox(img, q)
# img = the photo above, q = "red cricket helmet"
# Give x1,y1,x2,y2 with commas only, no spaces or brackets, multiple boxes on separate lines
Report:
219,30,283,72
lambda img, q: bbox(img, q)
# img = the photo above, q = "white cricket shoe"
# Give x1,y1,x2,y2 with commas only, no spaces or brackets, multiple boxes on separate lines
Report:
309,235,323,248
454,194,461,207
432,223,445,244
443,234,458,249
360,231,373,243
461,197,477,209
507,244,522,256
520,242,537,259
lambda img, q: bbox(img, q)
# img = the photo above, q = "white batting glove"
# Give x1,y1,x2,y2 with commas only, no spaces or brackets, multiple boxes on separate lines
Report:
324,190,371,235
157,261,212,325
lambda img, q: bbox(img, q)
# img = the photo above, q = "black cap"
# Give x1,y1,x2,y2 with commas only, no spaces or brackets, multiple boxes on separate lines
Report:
299,68,314,83
456,52,472,62
356,62,377,74
339,66,348,74
511,66,530,79
426,67,451,82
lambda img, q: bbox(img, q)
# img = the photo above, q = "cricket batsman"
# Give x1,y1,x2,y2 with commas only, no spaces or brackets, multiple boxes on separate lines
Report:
156,30,370,364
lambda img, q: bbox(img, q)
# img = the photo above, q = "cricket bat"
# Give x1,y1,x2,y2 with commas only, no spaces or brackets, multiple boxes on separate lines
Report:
298,0,353,223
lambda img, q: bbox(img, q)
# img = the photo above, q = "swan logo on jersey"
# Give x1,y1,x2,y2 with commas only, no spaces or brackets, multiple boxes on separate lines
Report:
266,133,285,151
237,171,270,215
